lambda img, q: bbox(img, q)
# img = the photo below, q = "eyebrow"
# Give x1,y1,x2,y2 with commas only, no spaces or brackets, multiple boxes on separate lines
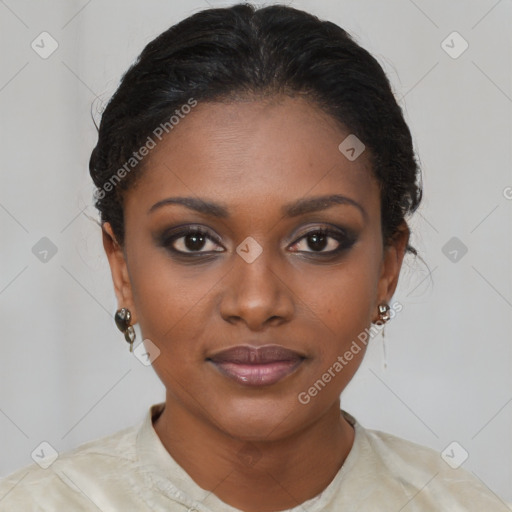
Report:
148,194,367,221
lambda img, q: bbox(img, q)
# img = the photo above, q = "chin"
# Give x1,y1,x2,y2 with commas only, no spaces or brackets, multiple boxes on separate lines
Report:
207,395,311,442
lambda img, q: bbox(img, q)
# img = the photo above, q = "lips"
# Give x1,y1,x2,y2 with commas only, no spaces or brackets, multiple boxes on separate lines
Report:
207,345,305,387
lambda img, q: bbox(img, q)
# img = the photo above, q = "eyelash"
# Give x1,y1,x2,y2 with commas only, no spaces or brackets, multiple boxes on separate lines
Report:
161,226,223,256
289,227,356,256
159,224,356,259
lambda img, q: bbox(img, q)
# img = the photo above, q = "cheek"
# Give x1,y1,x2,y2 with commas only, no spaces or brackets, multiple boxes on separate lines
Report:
299,254,381,349
127,246,221,356
293,259,379,407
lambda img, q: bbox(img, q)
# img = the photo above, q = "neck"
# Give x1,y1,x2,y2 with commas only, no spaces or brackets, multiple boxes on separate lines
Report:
153,397,354,512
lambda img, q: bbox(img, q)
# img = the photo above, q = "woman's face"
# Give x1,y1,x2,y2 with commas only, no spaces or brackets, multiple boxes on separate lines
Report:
103,95,408,441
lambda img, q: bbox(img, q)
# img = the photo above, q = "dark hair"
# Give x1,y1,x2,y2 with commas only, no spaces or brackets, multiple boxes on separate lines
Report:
89,2,422,254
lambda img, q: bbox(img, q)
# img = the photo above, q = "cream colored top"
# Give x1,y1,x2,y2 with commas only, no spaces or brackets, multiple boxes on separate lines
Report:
0,402,510,511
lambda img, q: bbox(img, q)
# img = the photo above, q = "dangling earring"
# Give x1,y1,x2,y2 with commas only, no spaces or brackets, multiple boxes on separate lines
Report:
378,303,391,327
114,307,135,352
377,303,391,368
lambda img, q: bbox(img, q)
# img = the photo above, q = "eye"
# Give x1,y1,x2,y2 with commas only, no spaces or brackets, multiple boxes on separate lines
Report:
161,226,224,254
289,227,356,255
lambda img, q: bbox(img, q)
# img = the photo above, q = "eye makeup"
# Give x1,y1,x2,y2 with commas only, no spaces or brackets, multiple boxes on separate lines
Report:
154,222,359,262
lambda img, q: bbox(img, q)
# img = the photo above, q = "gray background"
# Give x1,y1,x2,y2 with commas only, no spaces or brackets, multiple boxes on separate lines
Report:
1,0,511,504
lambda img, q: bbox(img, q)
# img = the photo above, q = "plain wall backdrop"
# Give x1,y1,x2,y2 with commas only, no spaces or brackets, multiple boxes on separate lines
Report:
1,0,511,504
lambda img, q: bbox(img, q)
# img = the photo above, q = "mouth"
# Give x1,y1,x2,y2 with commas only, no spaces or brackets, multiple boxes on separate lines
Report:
207,345,306,387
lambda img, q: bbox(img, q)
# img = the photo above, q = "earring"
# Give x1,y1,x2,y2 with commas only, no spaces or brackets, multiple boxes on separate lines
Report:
114,307,135,352
377,302,390,369
378,303,391,324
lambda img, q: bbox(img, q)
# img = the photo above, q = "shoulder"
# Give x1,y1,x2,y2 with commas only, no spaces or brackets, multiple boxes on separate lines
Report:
352,422,511,510
0,424,139,511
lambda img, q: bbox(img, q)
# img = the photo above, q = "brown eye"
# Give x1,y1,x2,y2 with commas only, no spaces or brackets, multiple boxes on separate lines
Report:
162,226,224,254
289,227,356,255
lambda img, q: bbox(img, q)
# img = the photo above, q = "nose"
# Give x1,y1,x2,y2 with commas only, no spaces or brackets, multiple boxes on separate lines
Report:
219,246,295,331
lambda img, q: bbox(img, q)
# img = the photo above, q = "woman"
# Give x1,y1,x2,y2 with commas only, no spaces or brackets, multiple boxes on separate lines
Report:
0,3,508,511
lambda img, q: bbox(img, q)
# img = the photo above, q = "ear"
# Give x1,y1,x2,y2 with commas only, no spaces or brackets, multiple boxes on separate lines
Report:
102,222,138,324
373,221,410,322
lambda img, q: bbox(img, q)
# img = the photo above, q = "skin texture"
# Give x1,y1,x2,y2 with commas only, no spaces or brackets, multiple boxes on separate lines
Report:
102,95,409,512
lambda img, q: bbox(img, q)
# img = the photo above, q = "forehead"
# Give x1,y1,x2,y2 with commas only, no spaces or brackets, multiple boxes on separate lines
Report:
125,95,379,219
